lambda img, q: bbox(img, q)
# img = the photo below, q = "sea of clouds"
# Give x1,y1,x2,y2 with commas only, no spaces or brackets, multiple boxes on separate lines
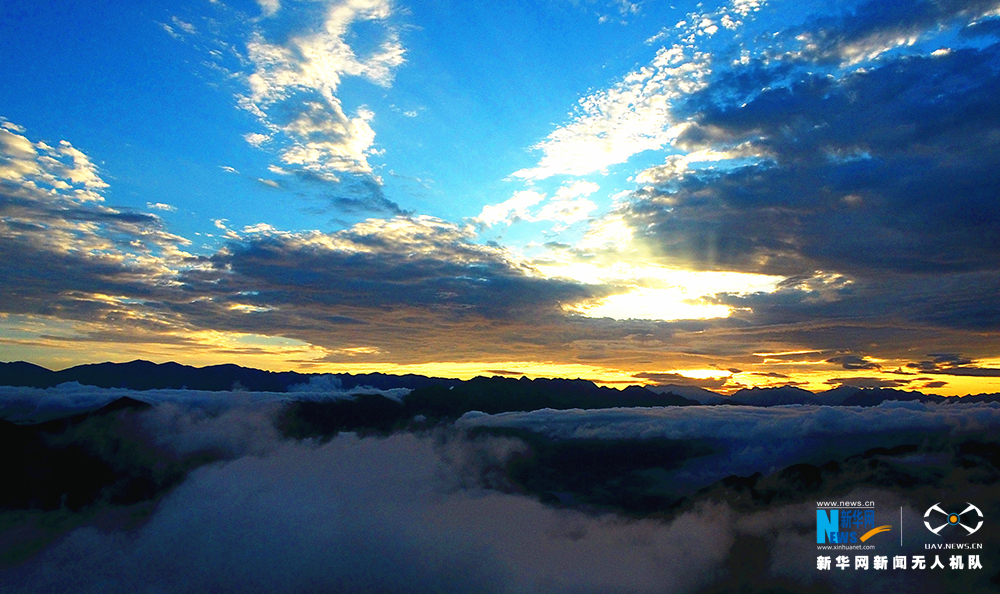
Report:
457,401,1000,487
2,385,999,593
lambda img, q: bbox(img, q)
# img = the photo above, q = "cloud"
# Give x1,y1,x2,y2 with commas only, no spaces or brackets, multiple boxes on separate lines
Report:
257,0,280,17
475,190,545,228
0,124,618,369
786,0,1000,65
826,355,881,371
1,129,108,199
242,132,270,147
1,415,735,594
596,37,1000,362
4,386,1000,593
197,216,600,320
458,400,1000,486
0,380,406,424
276,101,377,175
512,44,711,179
474,182,599,231
238,0,404,179
319,172,407,216
607,4,1000,284
632,371,731,390
0,124,191,322
824,376,911,389
146,202,177,212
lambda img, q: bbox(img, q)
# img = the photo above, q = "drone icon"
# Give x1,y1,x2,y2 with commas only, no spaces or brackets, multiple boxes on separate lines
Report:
924,503,983,536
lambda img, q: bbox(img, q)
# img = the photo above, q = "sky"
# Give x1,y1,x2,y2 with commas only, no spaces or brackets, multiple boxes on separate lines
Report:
1,0,1000,395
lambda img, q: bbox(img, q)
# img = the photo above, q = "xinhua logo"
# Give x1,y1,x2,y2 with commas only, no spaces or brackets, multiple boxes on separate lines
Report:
817,509,892,544
924,503,983,536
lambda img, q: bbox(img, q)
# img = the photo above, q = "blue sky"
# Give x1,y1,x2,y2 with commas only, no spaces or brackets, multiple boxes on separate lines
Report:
3,0,1000,394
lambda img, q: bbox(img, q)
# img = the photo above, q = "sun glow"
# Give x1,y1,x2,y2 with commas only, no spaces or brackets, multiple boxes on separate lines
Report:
538,261,783,321
567,287,732,321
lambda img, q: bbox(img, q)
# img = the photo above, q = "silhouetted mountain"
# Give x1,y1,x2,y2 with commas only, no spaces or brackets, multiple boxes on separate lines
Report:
0,360,460,393
645,384,727,404
0,361,58,388
840,387,944,407
337,372,461,391
405,375,697,417
816,384,862,404
0,396,195,514
726,385,950,407
953,392,1000,403
1,360,983,410
278,376,698,440
728,385,820,406
51,360,312,391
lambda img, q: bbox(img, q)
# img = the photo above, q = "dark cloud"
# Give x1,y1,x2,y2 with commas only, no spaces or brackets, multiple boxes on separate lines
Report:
905,353,1000,376
824,376,911,388
326,175,409,216
786,0,1000,64
0,131,190,326
197,219,603,321
295,172,409,217
826,354,881,370
485,369,525,376
634,43,1000,278
960,15,1000,36
632,372,731,390
928,366,1000,377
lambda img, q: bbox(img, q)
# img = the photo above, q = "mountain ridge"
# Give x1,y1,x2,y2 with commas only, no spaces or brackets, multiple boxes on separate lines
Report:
1,360,997,408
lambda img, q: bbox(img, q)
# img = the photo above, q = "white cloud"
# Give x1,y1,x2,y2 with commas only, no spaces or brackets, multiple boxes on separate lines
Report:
634,143,765,185
243,132,271,147
474,190,545,227
512,45,711,180
0,119,27,133
475,181,600,230
171,17,196,35
0,383,406,424
257,0,280,17
237,0,405,178
536,180,600,228
553,180,600,200
459,400,1000,483
278,100,377,175
0,122,192,287
1,409,733,594
0,128,107,201
160,23,182,40
731,0,765,17
575,212,634,252
147,202,178,212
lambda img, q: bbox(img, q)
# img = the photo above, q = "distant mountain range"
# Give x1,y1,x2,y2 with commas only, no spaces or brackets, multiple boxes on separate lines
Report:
2,360,998,408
